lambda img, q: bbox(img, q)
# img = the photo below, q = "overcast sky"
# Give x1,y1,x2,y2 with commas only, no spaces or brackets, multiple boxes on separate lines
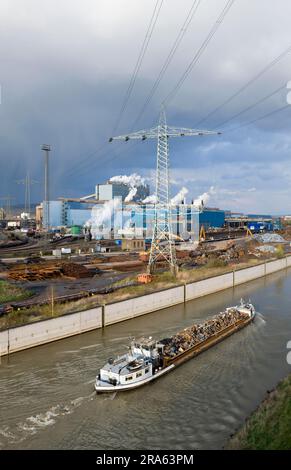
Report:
1,0,291,213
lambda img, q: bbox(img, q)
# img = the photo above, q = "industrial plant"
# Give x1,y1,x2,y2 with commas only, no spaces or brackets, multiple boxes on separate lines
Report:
2,0,291,456
0,173,282,245
33,179,280,241
0,108,283,280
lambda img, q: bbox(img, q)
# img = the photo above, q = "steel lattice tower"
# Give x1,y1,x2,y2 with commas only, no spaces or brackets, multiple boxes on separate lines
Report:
110,108,220,274
149,108,176,274
16,171,38,216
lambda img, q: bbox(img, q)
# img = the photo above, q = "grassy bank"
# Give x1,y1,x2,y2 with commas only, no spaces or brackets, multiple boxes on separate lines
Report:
110,257,262,298
0,280,32,304
0,258,264,330
227,374,291,450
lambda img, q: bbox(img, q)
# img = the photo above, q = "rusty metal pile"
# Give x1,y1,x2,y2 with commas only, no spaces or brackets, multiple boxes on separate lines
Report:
162,308,250,358
189,241,247,266
7,261,93,281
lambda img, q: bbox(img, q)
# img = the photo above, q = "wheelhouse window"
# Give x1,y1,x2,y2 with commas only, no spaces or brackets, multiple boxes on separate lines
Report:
145,368,149,374
136,371,143,378
125,375,133,381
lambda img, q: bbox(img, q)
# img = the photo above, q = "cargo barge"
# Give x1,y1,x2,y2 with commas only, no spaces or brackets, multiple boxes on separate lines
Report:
95,299,255,392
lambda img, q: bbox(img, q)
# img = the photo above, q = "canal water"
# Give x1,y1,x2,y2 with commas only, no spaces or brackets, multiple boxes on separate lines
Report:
1,269,291,450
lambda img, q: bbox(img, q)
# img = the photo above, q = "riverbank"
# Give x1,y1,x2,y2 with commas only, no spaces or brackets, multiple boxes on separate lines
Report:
1,268,290,450
227,374,291,449
1,255,291,356
0,257,268,330
0,280,32,303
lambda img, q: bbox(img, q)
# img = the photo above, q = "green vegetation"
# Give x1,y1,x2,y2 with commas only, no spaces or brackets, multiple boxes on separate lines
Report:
177,258,261,284
227,374,291,450
205,257,227,268
0,256,284,331
275,244,285,259
0,280,32,304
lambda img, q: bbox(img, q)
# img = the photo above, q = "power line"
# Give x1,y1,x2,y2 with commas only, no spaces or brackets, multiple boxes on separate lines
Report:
86,116,159,176
95,115,159,174
65,131,140,180
130,0,202,131
66,140,141,181
196,44,291,126
112,0,164,135
65,1,164,180
64,83,288,181
62,0,230,182
66,110,159,181
215,83,286,129
110,107,219,274
65,133,143,180
16,171,38,215
224,103,289,133
62,0,232,181
162,0,236,106
65,142,108,179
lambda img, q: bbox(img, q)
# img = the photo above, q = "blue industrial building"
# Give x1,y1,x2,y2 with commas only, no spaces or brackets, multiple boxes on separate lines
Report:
43,180,280,240
225,212,281,232
43,177,228,240
198,209,225,229
44,197,226,242
44,201,92,228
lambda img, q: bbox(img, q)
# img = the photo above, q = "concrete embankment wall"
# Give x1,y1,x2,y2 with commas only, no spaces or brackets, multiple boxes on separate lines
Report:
0,256,290,356
186,272,233,300
233,264,265,285
1,307,102,355
265,258,287,274
105,286,184,326
0,329,9,356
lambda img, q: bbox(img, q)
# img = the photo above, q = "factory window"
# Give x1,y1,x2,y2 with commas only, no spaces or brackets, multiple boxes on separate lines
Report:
125,375,133,381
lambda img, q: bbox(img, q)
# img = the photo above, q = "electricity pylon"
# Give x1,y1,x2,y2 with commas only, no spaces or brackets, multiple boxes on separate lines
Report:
0,196,15,219
110,107,220,274
16,171,38,216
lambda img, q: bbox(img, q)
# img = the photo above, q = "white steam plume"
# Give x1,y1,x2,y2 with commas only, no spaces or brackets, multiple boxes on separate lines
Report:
142,194,157,204
193,186,215,208
109,173,146,202
171,187,188,205
125,187,137,203
85,199,120,237
109,173,145,187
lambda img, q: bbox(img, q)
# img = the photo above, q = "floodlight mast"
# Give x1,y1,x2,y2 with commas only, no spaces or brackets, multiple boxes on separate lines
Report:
41,144,51,232
110,108,221,274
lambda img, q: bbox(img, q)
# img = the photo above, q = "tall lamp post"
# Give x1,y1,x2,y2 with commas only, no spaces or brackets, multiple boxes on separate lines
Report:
41,144,51,232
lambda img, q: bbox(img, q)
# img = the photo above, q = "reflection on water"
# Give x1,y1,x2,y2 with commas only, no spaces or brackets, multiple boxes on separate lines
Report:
0,268,291,449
